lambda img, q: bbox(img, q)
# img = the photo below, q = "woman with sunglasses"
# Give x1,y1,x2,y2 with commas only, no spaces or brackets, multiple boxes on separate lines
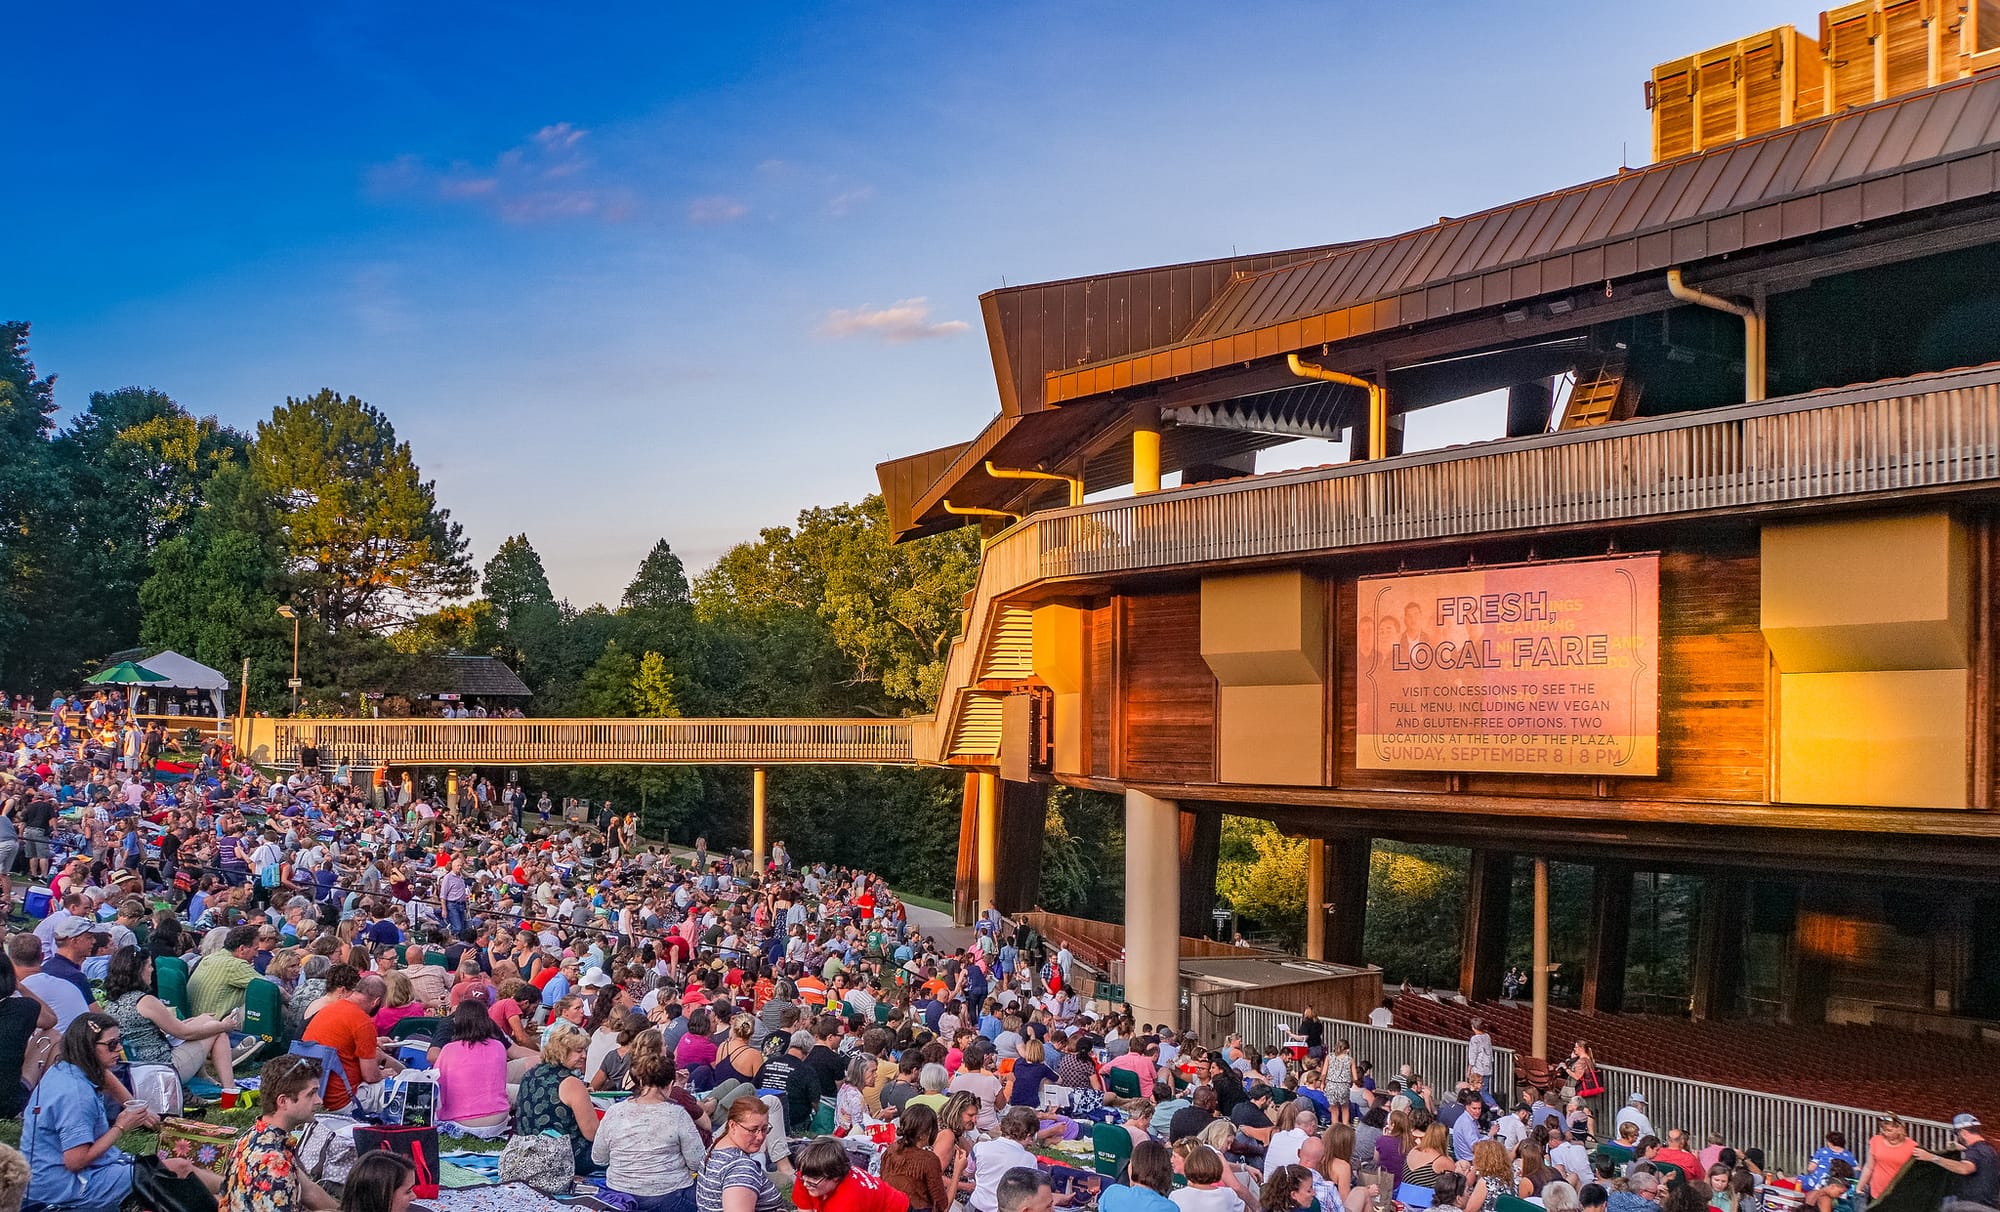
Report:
22,1012,208,1212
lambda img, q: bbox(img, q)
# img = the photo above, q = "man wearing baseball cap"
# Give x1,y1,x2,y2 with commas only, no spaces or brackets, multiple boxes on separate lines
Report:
1916,1114,1997,1212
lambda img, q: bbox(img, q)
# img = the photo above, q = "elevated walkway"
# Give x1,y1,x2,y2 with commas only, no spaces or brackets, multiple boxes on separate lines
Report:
235,716,913,768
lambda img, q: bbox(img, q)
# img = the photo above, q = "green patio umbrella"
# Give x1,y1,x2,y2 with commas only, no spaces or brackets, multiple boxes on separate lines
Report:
84,660,170,714
84,661,169,687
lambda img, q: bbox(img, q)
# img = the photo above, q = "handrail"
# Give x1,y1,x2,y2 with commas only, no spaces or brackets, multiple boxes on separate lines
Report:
237,716,915,769
1233,1006,1952,1174
916,365,2000,761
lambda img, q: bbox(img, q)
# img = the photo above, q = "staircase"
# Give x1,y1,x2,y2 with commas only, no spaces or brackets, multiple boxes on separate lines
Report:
1557,360,1640,430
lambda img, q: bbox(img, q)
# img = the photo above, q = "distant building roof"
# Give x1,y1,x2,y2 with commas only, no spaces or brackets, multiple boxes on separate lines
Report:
402,655,532,698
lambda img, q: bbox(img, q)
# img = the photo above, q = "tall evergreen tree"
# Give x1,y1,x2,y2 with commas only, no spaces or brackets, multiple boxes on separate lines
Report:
0,323,61,690
253,390,472,637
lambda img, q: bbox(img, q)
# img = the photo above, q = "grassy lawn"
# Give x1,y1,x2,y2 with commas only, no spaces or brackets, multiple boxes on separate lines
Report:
895,890,952,916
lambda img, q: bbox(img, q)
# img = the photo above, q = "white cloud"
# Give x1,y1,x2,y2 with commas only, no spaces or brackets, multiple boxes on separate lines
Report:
826,186,874,217
687,196,749,225
367,123,633,224
816,298,970,343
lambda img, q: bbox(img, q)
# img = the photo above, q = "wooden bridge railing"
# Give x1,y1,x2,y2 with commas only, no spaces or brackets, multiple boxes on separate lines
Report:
237,716,915,769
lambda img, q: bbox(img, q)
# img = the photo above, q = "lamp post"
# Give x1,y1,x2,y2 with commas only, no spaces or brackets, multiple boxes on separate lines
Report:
276,605,300,715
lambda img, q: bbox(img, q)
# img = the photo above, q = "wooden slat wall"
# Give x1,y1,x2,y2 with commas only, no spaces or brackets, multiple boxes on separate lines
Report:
1119,591,1216,784
1089,603,1114,779
1334,535,1768,803
1611,542,1768,801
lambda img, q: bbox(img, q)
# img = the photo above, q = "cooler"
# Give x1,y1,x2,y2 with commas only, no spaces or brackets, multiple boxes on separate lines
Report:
23,887,51,918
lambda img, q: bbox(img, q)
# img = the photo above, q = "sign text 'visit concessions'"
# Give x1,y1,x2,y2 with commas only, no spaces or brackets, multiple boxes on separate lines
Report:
1356,555,1660,776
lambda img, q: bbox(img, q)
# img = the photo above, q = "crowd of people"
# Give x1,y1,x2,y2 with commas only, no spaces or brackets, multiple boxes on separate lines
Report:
0,691,1992,1212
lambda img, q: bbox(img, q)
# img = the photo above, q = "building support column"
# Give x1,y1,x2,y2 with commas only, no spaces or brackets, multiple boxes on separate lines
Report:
1126,789,1182,1030
1531,857,1550,1060
1323,835,1371,965
446,769,459,808
1459,850,1515,1003
1582,862,1632,1014
751,768,767,874
1305,840,1328,960
1179,809,1221,940
1133,412,1162,494
952,774,979,926
1692,874,1747,1021
976,771,1000,919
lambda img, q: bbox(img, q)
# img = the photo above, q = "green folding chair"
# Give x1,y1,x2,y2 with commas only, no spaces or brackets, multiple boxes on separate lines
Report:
1106,1067,1144,1100
1092,1120,1134,1178
240,978,290,1063
424,951,449,969
389,1016,440,1041
809,1095,837,1136
155,956,192,1018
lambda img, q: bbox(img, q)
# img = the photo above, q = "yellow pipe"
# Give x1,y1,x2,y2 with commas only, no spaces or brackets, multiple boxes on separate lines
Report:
941,500,1020,523
1667,268,1765,403
984,461,1085,508
1132,415,1162,494
1288,353,1388,460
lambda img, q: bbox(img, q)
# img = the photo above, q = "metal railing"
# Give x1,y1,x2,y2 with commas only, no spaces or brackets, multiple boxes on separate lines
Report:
1233,1007,1951,1174
918,367,2000,761
1234,1006,1514,1110
237,716,915,768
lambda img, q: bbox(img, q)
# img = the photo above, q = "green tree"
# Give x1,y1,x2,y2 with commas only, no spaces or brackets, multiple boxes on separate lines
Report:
575,641,640,717
253,390,472,636
137,463,294,712
1216,817,1311,950
630,650,681,718
48,388,248,668
0,323,61,689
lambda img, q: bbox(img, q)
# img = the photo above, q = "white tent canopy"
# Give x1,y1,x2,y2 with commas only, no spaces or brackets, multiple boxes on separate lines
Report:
107,650,231,718
132,650,229,691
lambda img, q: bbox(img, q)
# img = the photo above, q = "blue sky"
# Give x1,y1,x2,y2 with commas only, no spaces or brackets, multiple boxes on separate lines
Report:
8,0,1805,606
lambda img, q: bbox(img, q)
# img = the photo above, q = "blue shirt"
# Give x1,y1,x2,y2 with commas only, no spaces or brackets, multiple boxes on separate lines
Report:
1099,1184,1177,1212
542,973,572,1006
25,1062,133,1211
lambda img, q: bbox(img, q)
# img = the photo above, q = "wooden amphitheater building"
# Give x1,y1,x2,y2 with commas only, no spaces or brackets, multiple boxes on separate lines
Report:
880,6,2000,1047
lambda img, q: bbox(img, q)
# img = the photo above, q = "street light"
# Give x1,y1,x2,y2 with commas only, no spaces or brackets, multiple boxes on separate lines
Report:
276,605,300,715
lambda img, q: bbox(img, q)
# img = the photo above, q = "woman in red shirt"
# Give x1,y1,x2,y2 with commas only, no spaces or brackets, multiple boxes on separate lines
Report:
793,1138,910,1212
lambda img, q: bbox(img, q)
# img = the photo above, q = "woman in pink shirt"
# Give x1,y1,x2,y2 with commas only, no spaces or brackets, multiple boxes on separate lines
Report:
435,1001,510,1129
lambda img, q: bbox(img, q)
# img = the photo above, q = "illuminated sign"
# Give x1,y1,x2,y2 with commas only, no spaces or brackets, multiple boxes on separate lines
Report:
1355,555,1659,775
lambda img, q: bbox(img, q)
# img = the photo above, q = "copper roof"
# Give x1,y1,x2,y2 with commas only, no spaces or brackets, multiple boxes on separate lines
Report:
1042,69,2000,406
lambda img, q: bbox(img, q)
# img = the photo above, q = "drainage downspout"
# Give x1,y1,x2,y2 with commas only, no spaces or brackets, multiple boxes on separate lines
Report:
1288,354,1388,460
1667,268,1765,403
983,461,1085,508
941,500,1021,551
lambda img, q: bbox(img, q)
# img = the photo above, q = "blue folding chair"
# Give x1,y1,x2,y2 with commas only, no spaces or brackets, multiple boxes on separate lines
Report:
286,1040,340,1102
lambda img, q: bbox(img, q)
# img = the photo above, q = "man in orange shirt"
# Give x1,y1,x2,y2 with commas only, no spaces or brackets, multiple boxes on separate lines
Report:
303,972,404,1112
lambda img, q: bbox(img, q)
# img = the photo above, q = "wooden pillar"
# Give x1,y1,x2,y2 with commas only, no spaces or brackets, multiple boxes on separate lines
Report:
1323,835,1371,965
1531,858,1550,1060
952,773,980,926
1582,862,1633,1014
1179,809,1222,940
1692,874,1748,1021
751,768,767,874
1778,883,1829,1025
1460,850,1515,1003
1306,840,1328,960
1306,835,1371,962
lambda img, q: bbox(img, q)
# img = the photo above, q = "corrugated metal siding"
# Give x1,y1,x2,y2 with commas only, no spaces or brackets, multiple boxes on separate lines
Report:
982,242,1357,415
1042,72,2000,406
